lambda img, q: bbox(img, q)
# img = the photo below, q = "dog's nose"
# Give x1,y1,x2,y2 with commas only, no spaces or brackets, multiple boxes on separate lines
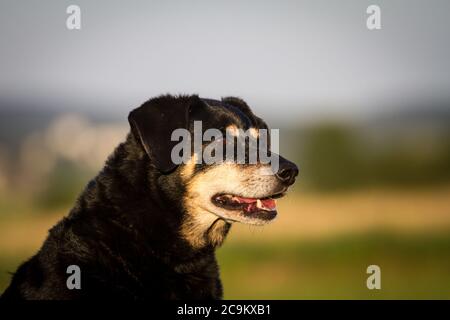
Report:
275,160,298,186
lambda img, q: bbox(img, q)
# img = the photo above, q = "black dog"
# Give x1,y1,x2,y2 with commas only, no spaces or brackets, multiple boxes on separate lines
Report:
1,95,298,300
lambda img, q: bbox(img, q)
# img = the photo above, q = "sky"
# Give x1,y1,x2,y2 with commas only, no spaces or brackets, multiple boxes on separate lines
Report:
0,0,449,122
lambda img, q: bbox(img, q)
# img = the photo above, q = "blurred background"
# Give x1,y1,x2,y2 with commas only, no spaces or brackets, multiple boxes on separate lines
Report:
1,0,450,299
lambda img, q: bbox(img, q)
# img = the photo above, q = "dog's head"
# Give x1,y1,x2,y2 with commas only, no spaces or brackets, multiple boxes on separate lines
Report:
129,95,298,248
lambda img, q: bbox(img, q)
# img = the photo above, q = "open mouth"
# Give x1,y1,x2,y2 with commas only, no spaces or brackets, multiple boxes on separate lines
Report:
212,192,284,222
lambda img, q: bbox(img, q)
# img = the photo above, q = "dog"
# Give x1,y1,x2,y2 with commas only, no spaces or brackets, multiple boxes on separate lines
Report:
1,95,298,300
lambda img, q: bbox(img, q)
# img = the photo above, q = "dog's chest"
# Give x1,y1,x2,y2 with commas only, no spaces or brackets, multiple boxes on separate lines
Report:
133,268,221,299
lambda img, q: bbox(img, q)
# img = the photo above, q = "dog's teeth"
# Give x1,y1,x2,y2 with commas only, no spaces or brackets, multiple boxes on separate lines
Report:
256,199,263,209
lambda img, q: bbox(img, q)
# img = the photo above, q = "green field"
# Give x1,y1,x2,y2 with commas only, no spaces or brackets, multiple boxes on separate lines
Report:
1,189,450,299
217,232,450,299
1,232,450,299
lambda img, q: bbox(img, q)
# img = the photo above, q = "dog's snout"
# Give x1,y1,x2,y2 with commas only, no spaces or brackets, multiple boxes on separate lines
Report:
275,160,298,186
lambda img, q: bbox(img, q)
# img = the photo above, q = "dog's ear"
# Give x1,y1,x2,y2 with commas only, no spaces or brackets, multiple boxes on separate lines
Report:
128,95,205,173
221,97,253,115
222,96,268,130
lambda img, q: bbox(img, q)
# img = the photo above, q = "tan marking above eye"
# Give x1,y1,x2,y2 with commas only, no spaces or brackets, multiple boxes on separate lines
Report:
226,125,239,137
249,127,259,138
225,125,260,139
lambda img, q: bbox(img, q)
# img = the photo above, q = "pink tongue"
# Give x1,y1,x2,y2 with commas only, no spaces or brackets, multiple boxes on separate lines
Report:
261,199,276,210
236,197,256,204
235,197,276,210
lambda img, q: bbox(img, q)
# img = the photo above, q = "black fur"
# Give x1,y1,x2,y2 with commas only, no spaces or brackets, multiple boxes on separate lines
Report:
0,94,295,300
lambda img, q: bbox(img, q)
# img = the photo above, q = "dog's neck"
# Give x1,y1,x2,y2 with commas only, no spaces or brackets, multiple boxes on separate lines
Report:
71,133,221,266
